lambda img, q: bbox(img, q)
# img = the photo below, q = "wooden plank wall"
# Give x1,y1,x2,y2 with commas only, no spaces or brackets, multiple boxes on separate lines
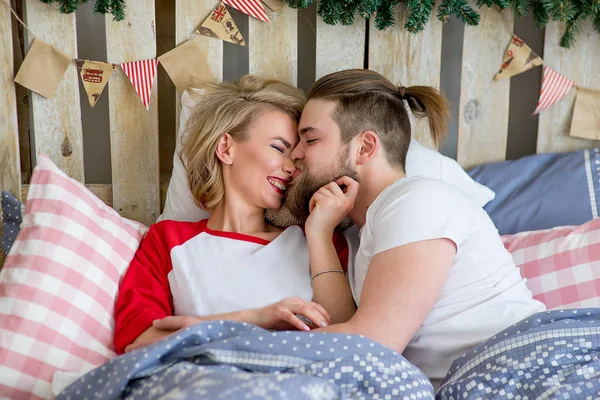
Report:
368,8,443,150
0,2,21,198
315,18,365,80
0,0,20,267
249,6,297,85
537,21,600,154
25,0,85,181
105,0,160,226
3,2,600,245
457,8,513,168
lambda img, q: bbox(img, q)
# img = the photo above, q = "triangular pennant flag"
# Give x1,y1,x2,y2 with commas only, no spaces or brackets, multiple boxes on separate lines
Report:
223,0,269,22
569,88,600,140
158,41,216,93
494,35,543,81
76,60,115,107
532,66,575,115
14,38,71,99
197,2,246,46
120,59,159,110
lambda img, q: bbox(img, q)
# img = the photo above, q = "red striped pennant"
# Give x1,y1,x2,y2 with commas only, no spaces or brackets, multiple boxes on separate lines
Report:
532,66,575,115
223,0,269,22
120,59,159,110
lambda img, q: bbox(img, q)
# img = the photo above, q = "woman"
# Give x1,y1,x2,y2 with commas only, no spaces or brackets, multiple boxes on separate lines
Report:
284,69,547,389
114,76,356,355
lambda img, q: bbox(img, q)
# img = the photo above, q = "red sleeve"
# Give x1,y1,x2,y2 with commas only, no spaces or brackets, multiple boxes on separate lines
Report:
332,229,349,274
298,225,350,273
114,224,174,354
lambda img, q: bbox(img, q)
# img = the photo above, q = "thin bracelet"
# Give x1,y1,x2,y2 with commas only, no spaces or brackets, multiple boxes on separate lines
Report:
310,269,345,283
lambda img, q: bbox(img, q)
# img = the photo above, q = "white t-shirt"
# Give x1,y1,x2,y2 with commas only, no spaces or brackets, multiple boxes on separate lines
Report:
350,177,545,383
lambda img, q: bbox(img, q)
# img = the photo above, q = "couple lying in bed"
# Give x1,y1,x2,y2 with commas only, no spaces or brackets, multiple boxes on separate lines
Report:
113,69,545,387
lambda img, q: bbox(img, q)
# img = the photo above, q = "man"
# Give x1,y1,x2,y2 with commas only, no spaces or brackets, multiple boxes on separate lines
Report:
268,69,545,388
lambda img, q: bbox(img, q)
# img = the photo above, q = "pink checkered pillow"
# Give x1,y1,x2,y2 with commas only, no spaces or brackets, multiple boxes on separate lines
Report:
0,156,148,399
502,218,600,310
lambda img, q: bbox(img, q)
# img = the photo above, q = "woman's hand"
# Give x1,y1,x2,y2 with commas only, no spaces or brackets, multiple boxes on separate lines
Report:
305,176,358,236
253,297,333,332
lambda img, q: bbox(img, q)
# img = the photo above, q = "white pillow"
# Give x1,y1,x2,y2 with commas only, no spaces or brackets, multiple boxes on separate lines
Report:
158,92,495,222
158,91,210,222
405,139,495,208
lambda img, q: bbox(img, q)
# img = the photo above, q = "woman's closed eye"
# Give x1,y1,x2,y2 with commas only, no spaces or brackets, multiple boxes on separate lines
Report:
306,139,318,145
271,144,285,153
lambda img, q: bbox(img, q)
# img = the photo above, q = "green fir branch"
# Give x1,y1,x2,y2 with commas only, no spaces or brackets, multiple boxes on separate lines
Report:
110,0,125,21
374,0,397,29
456,0,481,25
58,0,78,14
33,0,596,50
405,0,435,33
544,0,577,23
512,0,529,17
531,0,550,27
560,14,582,47
477,0,510,9
285,0,315,8
356,0,382,18
437,0,456,22
93,0,111,15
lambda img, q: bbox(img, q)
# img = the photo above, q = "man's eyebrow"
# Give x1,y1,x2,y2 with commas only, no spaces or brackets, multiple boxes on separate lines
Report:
299,127,318,135
272,136,292,149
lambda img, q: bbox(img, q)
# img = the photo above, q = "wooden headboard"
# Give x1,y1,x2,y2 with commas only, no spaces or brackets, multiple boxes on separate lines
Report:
1,1,599,237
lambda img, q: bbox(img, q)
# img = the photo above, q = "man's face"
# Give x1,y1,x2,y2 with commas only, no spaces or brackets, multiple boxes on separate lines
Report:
265,99,358,226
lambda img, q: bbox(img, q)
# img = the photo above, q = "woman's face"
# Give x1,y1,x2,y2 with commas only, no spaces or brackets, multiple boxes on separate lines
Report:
227,108,298,210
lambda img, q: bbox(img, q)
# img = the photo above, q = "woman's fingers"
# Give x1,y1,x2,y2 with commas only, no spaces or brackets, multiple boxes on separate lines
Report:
310,301,334,325
281,310,311,331
284,300,330,329
324,181,345,198
309,192,326,212
298,305,330,328
335,176,359,198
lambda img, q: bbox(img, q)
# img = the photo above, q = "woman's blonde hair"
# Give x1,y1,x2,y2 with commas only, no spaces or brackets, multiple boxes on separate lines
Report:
181,75,306,211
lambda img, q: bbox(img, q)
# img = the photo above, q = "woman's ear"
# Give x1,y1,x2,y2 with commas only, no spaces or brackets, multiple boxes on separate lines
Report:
215,133,234,165
355,130,378,166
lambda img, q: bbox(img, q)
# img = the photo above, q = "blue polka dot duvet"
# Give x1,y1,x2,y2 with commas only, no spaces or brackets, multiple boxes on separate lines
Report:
57,321,434,400
438,308,600,400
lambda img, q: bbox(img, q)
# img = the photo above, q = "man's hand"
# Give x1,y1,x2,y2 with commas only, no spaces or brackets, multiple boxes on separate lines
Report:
124,316,204,352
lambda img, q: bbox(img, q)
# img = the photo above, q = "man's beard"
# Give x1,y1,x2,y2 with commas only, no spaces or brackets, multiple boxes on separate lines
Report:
265,148,358,228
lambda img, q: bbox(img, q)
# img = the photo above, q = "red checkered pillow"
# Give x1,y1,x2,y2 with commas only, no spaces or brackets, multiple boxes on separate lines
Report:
502,218,600,310
0,156,147,399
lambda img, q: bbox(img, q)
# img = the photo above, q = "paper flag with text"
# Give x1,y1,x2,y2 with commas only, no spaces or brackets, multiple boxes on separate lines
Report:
76,60,115,107
197,2,246,46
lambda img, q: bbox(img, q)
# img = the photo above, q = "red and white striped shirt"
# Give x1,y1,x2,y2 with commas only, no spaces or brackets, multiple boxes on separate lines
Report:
114,219,349,354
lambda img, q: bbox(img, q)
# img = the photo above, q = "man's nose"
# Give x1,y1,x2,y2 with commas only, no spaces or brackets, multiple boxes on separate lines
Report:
283,157,296,176
291,142,304,160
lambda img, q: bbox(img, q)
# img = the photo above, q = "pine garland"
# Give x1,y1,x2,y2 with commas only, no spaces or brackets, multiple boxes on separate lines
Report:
39,0,125,21
285,0,600,48
35,0,599,48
